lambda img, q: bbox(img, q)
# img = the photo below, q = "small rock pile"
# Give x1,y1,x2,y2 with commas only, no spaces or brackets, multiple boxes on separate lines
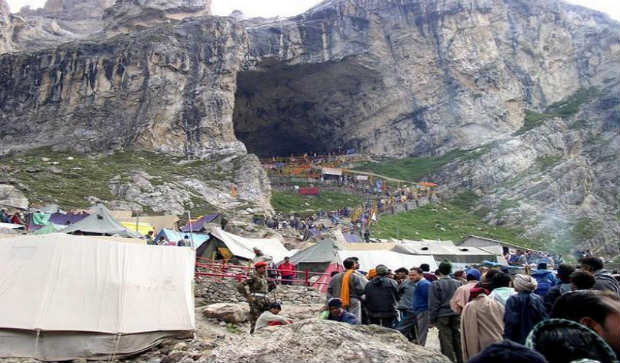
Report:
195,278,324,305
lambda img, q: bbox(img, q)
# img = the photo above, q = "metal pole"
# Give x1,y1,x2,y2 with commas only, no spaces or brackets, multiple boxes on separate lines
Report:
187,210,195,249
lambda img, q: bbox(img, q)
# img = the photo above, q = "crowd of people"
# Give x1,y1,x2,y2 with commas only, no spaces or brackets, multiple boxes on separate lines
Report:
240,254,620,363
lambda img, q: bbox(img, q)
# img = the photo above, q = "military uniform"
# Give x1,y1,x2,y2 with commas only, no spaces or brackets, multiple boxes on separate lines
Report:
239,272,275,333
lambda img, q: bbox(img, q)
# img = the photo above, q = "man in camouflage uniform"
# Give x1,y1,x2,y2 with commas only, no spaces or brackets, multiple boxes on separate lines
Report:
239,261,276,333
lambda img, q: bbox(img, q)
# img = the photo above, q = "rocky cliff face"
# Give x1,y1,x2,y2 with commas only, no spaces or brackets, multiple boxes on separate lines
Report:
103,0,211,35
236,0,619,157
0,0,12,53
0,17,246,158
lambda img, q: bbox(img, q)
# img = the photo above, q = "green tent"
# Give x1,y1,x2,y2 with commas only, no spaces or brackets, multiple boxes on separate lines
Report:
33,224,64,235
60,204,142,238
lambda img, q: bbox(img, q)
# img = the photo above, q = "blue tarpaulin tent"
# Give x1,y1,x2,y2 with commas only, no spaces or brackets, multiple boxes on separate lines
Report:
155,228,210,248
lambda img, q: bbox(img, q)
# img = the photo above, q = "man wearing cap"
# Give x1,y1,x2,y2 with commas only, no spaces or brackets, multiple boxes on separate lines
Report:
450,268,481,314
326,298,359,325
239,261,276,333
364,264,399,327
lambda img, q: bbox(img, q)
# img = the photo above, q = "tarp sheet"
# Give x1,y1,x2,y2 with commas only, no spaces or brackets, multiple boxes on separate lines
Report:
121,222,155,236
0,223,23,230
60,204,142,238
181,214,219,232
32,224,65,235
0,234,195,334
289,239,342,264
154,229,210,248
31,213,51,226
299,187,320,196
210,227,290,263
343,233,362,243
336,250,438,272
49,212,89,226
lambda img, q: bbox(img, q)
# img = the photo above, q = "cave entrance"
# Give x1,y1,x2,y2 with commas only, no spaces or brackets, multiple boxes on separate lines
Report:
233,60,383,158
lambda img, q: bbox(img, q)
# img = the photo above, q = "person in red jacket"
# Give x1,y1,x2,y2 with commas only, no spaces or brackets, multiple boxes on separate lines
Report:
278,257,296,285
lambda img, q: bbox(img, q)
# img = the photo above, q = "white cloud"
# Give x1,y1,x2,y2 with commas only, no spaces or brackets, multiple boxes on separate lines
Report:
6,0,46,12
566,0,620,21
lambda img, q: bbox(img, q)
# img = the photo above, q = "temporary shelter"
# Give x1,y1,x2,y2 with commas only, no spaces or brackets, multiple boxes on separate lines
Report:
336,250,438,273
196,227,289,263
289,239,343,274
60,204,143,238
121,221,155,236
154,228,210,248
0,234,195,360
32,224,65,235
391,240,500,264
181,214,220,233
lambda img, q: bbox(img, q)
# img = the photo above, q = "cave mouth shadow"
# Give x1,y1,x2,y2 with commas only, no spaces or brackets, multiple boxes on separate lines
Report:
232,60,383,158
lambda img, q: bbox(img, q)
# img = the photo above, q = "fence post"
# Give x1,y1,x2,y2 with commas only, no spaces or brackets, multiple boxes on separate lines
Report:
305,270,310,286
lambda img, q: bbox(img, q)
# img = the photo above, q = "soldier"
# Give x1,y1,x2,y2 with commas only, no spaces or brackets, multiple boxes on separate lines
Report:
239,261,276,333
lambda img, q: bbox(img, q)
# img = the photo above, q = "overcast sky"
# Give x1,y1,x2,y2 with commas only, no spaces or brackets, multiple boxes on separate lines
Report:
5,0,619,20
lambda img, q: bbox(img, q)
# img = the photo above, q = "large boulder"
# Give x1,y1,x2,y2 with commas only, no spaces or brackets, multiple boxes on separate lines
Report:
209,319,451,363
0,184,28,210
203,303,248,323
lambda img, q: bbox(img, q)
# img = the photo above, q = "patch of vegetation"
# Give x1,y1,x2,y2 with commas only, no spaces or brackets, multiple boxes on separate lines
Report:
1,148,231,212
371,202,541,250
572,217,602,241
354,147,491,182
499,199,520,211
450,191,481,210
271,190,364,214
536,155,562,170
514,88,599,135
225,323,242,334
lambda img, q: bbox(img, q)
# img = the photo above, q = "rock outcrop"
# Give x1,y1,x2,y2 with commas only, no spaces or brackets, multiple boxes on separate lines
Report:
210,319,451,363
103,0,211,35
0,184,29,210
0,17,247,158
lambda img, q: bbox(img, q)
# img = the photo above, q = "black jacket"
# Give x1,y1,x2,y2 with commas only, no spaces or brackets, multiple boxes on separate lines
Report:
364,276,399,318
593,270,620,296
543,282,571,313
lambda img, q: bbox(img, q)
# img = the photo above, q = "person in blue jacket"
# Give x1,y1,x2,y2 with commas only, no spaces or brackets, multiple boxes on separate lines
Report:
326,298,359,325
504,274,548,344
411,267,432,346
531,262,558,297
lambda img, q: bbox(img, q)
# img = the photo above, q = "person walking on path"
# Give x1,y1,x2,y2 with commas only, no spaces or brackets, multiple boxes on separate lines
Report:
327,258,367,323
239,261,276,333
429,261,463,363
503,274,547,344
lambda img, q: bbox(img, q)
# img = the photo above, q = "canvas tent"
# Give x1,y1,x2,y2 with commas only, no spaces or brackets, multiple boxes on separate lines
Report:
181,214,220,233
155,228,210,248
0,234,194,360
60,204,143,238
197,227,289,263
121,221,155,236
391,240,500,264
336,250,438,273
289,239,343,273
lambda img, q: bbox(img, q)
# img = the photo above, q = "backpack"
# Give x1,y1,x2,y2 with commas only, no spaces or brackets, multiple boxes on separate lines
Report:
534,273,553,296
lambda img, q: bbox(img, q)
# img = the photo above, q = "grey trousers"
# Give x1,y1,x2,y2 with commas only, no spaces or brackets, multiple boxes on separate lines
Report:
416,310,430,346
437,315,463,363
346,298,362,324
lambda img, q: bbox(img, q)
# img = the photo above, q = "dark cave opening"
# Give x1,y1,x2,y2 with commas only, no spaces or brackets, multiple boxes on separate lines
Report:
232,60,384,158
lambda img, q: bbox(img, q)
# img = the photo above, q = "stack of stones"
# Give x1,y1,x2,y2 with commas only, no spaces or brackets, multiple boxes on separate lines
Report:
195,279,324,305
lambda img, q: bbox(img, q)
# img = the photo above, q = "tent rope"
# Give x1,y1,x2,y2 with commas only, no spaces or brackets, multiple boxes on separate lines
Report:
34,329,41,358
108,333,122,363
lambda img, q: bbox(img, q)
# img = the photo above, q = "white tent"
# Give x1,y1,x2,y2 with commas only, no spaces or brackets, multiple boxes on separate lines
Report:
209,227,290,263
0,234,195,360
336,250,438,272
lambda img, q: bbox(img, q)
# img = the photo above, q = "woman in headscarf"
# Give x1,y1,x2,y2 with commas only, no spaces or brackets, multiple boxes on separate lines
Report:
503,274,548,344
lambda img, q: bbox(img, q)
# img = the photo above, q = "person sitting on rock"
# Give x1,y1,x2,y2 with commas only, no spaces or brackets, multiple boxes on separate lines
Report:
255,303,293,331
326,298,359,325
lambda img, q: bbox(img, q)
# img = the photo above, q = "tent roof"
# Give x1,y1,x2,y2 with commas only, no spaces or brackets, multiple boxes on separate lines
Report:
343,233,362,243
181,214,219,232
209,227,290,263
341,242,396,250
336,250,438,272
0,234,195,334
289,239,342,264
392,240,496,256
60,204,143,238
155,229,210,248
